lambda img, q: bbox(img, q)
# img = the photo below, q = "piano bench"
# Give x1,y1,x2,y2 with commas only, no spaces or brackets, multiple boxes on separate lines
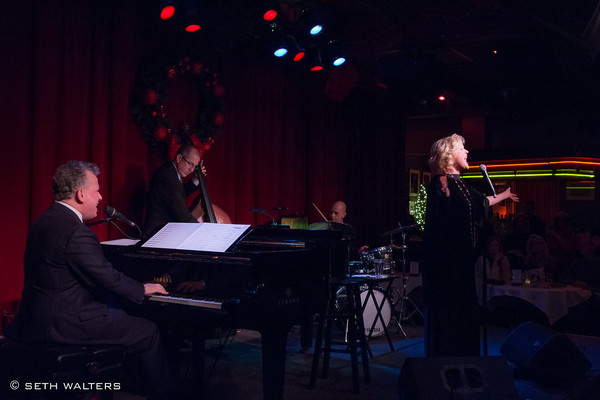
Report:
0,338,124,399
309,277,371,394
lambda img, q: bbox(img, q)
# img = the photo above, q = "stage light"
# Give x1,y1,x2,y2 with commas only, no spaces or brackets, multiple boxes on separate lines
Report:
332,56,346,66
323,40,346,67
263,9,277,21
300,8,325,36
269,27,288,58
288,36,305,62
185,23,201,32
294,50,306,62
309,24,323,36
184,0,201,32
306,48,324,71
274,46,288,57
159,0,176,20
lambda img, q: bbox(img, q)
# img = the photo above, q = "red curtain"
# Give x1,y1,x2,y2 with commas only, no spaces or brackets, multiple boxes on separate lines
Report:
0,1,406,312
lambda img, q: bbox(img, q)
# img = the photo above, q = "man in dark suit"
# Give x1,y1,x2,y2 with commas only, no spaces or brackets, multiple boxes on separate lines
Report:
6,160,172,399
143,144,205,237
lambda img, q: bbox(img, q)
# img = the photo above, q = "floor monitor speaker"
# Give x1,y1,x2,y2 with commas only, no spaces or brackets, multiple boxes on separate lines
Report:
397,356,519,400
501,321,591,387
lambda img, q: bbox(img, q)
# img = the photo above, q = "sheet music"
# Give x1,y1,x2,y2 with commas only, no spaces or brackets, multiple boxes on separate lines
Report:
101,238,140,246
141,222,251,252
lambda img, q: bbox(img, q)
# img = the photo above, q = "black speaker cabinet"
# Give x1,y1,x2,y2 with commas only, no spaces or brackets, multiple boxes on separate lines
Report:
500,321,591,387
397,356,519,400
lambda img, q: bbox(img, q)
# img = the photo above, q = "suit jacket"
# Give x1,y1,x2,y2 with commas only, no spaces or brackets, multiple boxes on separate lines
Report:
6,202,145,343
143,161,199,237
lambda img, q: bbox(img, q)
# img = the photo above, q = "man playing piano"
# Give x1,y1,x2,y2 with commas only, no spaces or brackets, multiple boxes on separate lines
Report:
5,160,173,399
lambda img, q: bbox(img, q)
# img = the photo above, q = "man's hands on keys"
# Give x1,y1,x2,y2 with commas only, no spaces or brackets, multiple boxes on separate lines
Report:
144,283,168,295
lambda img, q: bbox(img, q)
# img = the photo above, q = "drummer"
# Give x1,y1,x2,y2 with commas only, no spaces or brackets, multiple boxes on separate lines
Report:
330,200,347,223
330,200,357,240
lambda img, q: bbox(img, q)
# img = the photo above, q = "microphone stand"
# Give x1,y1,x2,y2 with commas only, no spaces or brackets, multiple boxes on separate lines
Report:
86,217,113,226
478,164,495,357
250,208,278,226
86,217,142,240
481,202,490,357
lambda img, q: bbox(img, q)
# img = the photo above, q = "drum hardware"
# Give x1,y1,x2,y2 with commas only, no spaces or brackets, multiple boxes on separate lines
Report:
381,224,423,337
335,285,393,339
357,245,397,275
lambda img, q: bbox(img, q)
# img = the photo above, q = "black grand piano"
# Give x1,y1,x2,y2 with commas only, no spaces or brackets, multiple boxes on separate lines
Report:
102,226,347,400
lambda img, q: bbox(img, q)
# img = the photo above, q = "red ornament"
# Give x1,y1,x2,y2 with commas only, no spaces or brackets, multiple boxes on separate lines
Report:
155,126,167,140
192,62,203,75
143,89,159,105
189,134,208,158
212,84,225,98
203,138,214,151
213,112,224,127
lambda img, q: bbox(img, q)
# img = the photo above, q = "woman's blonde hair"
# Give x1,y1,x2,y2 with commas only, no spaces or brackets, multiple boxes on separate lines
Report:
427,133,465,174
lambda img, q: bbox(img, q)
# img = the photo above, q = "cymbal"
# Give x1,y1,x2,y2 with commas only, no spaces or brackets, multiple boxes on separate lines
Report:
381,224,420,237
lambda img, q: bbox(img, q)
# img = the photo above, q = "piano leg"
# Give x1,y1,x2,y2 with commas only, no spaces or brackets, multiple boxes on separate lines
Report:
260,328,290,400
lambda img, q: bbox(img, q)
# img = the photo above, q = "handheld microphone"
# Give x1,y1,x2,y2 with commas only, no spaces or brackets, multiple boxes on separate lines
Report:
479,164,496,198
104,206,138,227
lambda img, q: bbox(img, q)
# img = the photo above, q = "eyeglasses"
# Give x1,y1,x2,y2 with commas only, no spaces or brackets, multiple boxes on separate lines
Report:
180,154,198,169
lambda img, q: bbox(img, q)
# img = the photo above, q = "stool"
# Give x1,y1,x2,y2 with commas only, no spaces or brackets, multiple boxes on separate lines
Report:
0,338,124,399
309,277,370,394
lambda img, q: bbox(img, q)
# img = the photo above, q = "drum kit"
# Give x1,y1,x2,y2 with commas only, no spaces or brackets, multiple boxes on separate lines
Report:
336,223,423,339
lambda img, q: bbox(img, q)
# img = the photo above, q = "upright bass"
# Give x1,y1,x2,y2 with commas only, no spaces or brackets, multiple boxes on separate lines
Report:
192,167,231,224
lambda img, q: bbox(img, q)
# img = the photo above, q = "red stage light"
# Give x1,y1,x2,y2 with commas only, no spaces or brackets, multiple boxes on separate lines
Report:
438,95,446,101
160,5,175,20
310,65,323,71
293,51,305,62
263,9,277,21
185,24,201,32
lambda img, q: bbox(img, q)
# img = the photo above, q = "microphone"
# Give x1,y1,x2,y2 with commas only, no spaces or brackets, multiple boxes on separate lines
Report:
249,208,276,225
479,164,496,198
249,208,267,213
104,206,138,227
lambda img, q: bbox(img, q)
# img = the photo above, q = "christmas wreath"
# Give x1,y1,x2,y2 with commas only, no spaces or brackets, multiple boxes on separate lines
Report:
130,56,225,159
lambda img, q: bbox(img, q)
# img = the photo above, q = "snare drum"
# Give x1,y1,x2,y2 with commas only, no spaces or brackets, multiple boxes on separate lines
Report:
336,286,393,338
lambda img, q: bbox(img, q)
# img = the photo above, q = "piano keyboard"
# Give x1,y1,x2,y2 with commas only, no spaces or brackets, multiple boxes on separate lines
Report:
147,293,224,310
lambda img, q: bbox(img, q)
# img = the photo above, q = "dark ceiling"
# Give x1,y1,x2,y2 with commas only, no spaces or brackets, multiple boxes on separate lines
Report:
152,0,600,115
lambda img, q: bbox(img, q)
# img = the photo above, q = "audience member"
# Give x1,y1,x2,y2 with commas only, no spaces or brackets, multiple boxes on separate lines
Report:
502,213,530,271
524,234,557,283
474,236,511,301
523,200,546,237
546,211,578,278
554,230,600,336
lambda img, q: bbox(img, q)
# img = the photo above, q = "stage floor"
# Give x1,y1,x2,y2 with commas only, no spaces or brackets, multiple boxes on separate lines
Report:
111,321,599,400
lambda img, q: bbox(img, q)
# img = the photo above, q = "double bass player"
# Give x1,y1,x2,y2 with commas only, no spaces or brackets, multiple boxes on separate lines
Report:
143,144,207,237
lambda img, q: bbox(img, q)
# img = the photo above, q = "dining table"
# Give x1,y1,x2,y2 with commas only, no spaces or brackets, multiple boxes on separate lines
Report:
486,282,592,325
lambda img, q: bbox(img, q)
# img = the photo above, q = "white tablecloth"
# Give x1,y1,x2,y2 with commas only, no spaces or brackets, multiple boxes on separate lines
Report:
487,284,592,325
